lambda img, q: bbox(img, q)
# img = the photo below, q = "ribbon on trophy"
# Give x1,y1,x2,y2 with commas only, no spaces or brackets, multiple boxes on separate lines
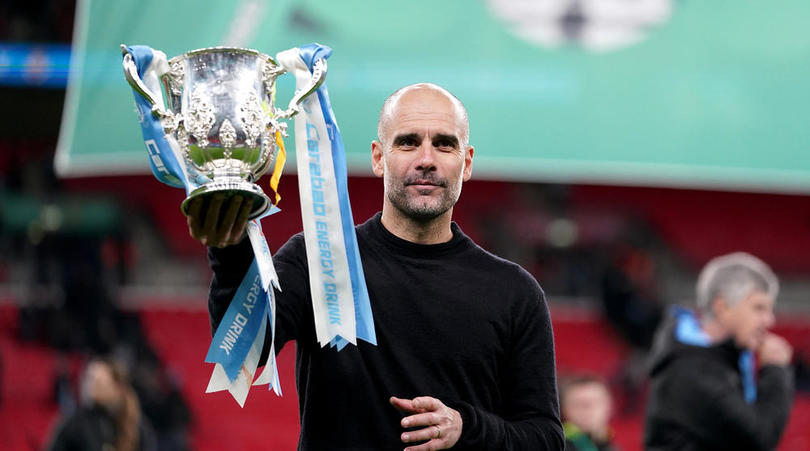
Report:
276,44,377,350
124,45,198,191
123,45,281,406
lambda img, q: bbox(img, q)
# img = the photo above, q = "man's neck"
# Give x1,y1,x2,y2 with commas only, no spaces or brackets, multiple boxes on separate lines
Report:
701,317,729,343
380,205,454,244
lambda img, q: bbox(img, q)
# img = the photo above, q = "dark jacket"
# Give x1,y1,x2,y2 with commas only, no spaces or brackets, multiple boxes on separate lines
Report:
46,404,156,451
644,310,793,451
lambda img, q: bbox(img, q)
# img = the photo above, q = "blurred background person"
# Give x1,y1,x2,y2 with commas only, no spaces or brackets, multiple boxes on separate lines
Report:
45,357,156,451
561,374,620,451
645,252,794,450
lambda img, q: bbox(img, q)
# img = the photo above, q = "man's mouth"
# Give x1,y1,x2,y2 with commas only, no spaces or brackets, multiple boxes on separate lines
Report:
405,178,445,189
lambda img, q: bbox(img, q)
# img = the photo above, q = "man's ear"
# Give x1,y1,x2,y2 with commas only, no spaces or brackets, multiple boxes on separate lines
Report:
462,146,474,182
712,297,730,319
371,141,384,178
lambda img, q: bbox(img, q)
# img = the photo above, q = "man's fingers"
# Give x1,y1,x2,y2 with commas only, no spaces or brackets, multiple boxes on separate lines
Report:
401,412,439,429
201,194,225,245
759,333,794,365
217,195,244,247
391,396,443,415
390,396,415,413
392,395,461,450
412,396,441,412
402,427,443,447
229,197,254,244
186,197,205,239
186,194,256,247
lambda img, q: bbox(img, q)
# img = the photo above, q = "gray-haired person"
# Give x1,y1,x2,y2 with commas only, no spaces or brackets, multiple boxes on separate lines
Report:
645,252,794,451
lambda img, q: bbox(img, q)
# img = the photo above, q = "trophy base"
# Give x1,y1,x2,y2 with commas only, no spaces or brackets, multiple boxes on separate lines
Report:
181,179,271,221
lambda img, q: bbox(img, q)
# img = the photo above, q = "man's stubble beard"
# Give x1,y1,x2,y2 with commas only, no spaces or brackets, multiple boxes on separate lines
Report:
385,171,463,222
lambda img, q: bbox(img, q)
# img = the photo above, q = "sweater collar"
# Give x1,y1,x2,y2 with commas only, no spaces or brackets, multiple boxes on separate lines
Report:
361,212,469,257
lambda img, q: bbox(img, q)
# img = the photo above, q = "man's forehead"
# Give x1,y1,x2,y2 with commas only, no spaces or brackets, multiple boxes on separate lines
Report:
378,83,470,145
748,291,775,304
388,92,463,131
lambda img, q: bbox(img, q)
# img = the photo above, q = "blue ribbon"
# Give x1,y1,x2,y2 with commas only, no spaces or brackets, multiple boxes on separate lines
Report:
298,44,377,350
205,260,268,382
124,45,187,190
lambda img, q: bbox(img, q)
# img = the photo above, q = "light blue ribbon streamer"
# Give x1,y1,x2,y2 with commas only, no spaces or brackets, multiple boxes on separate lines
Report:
125,45,188,191
205,260,267,382
298,44,377,350
673,307,757,403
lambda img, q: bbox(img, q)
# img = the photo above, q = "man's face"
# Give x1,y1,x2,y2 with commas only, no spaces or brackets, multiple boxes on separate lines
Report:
83,361,121,408
562,382,611,436
371,89,473,221
716,290,776,350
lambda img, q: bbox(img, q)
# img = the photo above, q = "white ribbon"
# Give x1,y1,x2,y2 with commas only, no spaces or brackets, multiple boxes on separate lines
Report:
276,49,358,347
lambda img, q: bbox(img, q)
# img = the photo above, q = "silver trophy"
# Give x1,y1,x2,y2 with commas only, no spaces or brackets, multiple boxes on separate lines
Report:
122,46,326,218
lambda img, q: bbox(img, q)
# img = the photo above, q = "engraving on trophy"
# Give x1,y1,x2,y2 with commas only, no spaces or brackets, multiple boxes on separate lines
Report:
240,92,265,147
219,119,237,155
186,86,216,148
167,61,185,96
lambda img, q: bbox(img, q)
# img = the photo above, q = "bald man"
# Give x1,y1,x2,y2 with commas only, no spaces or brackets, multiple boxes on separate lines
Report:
189,83,563,450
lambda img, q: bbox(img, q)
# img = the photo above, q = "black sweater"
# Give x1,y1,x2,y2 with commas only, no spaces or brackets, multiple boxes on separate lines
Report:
644,314,793,451
209,213,564,450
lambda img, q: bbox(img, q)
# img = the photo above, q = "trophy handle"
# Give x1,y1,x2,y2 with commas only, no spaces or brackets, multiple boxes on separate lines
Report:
121,45,173,121
275,58,327,119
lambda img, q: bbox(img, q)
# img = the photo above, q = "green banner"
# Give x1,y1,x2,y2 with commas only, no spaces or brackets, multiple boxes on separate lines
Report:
56,0,810,193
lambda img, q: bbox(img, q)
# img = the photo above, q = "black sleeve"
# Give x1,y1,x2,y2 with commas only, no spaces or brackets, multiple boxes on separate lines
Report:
667,358,794,451
450,282,565,450
270,234,316,350
208,238,254,335
208,234,314,355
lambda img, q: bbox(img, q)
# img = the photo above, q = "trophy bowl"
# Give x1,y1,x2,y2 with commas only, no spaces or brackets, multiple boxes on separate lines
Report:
123,45,326,219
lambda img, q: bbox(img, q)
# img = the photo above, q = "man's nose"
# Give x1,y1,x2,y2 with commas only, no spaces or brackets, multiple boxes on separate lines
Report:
415,141,436,171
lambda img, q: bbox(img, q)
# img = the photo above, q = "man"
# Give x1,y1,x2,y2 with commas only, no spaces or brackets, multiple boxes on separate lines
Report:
188,83,564,450
560,375,619,451
644,252,794,451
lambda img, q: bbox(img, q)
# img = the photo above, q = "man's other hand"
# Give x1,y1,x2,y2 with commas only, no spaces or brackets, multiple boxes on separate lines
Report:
390,395,462,451
758,333,793,367
186,194,253,248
